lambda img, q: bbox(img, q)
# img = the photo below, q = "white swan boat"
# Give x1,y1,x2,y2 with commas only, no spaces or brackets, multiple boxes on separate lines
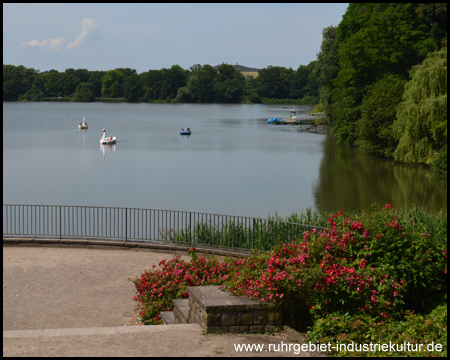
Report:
100,129,116,145
78,117,88,129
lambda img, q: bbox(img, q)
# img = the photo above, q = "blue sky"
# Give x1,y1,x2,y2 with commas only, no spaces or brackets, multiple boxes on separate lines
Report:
3,3,349,74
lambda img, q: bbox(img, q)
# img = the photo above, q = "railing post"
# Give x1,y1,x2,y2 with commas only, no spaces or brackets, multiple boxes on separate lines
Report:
189,212,192,246
252,219,255,250
125,208,127,242
59,206,61,239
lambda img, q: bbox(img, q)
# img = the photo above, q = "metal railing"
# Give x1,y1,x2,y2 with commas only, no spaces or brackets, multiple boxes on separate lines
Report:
3,204,324,251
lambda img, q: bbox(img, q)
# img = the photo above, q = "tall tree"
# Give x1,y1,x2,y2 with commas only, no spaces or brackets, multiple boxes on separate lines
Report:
101,69,125,98
42,70,62,97
356,74,407,158
393,47,447,173
123,73,143,102
314,25,339,123
331,3,447,145
88,70,106,98
256,66,293,99
291,61,319,99
213,64,245,103
3,65,38,100
72,82,95,102
177,64,217,103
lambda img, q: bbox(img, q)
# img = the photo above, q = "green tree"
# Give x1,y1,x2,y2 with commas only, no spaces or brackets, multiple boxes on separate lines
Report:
42,70,62,97
356,74,407,157
164,65,188,99
101,69,125,98
174,86,192,103
291,61,319,100
123,73,143,102
141,69,163,100
88,71,106,98
256,66,294,99
3,65,38,101
3,65,22,101
290,65,310,99
59,73,80,97
331,3,447,146
73,68,90,83
243,77,260,104
72,82,95,102
393,47,447,173
213,64,245,103
314,25,339,123
177,64,216,103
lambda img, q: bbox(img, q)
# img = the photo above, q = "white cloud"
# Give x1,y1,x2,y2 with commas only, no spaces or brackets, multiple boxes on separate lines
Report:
22,36,66,51
67,18,98,51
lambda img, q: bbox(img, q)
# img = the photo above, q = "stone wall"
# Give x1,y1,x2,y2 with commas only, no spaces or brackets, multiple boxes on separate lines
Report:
187,286,281,334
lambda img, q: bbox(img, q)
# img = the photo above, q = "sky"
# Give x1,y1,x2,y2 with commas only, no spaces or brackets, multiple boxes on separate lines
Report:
3,3,349,74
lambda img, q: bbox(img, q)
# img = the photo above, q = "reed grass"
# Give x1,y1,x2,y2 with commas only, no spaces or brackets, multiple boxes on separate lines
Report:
160,204,446,251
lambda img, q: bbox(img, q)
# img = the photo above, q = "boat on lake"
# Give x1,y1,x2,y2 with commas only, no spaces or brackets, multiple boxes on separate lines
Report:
268,110,315,125
180,127,192,135
78,117,88,129
100,129,116,144
267,117,286,125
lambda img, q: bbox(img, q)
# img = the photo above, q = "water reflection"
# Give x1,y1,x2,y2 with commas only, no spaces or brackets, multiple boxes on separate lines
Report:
180,134,191,143
314,135,447,214
100,143,116,160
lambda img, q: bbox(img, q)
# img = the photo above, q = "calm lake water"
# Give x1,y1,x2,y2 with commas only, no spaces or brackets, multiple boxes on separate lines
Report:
3,102,447,218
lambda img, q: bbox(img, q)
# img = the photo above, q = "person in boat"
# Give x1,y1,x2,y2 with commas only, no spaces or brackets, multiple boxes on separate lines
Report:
187,127,190,132
181,128,184,132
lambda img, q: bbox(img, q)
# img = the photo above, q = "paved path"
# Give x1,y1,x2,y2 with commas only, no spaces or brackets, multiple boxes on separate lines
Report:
3,243,324,357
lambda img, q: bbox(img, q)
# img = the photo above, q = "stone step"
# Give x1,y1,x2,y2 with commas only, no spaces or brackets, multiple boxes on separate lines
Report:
164,286,281,334
173,299,190,324
160,311,175,325
187,286,281,334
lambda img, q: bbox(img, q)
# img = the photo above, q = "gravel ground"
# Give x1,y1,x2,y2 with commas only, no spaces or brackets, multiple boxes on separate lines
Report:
3,245,324,357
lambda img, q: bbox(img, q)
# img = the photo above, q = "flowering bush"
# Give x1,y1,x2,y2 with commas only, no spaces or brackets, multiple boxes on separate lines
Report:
221,205,446,326
132,204,447,348
132,248,233,324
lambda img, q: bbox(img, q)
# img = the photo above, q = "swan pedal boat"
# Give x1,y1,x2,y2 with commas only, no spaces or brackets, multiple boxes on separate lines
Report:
100,129,116,144
78,117,88,129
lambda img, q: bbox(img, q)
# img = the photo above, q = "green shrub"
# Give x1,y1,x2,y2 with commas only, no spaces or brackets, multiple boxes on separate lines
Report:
307,304,447,357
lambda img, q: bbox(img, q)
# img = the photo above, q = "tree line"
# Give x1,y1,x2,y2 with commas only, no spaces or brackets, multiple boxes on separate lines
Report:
3,62,319,104
314,3,447,174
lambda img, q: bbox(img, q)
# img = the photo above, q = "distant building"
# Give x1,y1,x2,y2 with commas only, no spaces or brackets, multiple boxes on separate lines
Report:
213,63,259,78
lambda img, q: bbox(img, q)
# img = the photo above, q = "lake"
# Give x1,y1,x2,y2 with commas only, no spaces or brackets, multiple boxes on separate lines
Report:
3,102,447,218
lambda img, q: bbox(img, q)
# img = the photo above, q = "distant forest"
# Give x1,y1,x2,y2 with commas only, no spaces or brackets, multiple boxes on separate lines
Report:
3,3,447,174
2,62,320,104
